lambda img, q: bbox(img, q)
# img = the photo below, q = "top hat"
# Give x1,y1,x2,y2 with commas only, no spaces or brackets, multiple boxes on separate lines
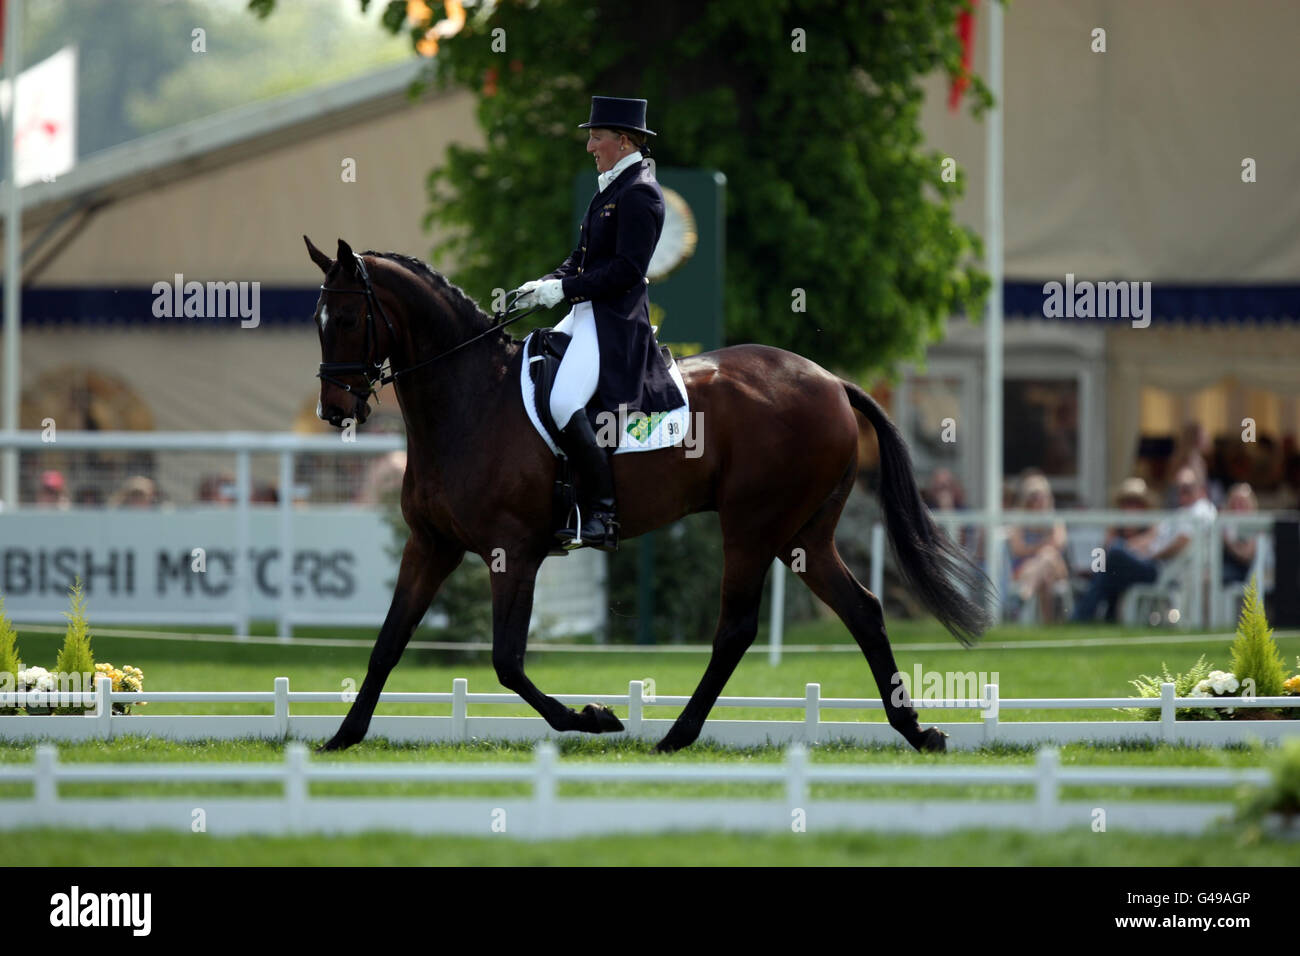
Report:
578,96,657,137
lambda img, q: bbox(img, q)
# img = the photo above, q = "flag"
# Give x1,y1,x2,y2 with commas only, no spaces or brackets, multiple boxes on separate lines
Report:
0,46,77,186
949,1,977,112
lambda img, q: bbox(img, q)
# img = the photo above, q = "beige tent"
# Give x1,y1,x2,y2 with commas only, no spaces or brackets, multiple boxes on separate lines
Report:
7,2,1300,504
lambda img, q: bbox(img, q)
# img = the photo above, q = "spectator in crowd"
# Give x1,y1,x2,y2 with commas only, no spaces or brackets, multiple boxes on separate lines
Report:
73,486,104,507
1167,422,1210,495
1221,482,1259,585
1106,477,1154,550
355,451,408,506
197,473,235,505
922,467,981,560
1072,467,1216,622
252,483,279,504
109,476,158,509
34,470,70,509
1007,471,1068,623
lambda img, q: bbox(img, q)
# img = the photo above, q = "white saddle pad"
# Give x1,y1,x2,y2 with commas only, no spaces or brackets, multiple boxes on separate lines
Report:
520,330,691,456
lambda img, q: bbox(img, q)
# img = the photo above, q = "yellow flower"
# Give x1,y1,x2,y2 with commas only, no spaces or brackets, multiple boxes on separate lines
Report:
1284,675,1300,695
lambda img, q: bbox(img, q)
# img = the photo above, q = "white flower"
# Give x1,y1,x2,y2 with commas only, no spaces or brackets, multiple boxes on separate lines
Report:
1210,672,1239,695
1190,679,1212,698
17,666,52,691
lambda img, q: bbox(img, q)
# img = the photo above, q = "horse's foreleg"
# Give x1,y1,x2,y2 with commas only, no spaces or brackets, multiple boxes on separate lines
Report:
320,533,464,751
654,549,771,753
490,559,624,734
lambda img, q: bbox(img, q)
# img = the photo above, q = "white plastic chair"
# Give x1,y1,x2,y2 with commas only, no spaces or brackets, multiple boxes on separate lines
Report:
1217,534,1270,625
1120,550,1196,625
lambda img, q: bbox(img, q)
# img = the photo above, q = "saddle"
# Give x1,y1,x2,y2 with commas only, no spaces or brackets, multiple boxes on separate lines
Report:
525,328,574,448
524,327,682,556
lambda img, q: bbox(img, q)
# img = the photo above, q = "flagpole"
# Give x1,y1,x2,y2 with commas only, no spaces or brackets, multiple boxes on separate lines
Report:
2,0,20,510
982,0,1004,620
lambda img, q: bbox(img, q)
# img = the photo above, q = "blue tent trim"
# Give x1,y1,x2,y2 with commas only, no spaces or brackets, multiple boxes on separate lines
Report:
1005,280,1300,323
13,286,323,327
10,281,1300,326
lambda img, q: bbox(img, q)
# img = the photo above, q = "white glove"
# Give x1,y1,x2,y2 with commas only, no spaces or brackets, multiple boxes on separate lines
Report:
536,279,565,308
516,278,564,309
513,278,544,308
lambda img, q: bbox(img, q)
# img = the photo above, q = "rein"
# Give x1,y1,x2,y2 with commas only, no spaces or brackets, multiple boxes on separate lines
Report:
317,253,543,401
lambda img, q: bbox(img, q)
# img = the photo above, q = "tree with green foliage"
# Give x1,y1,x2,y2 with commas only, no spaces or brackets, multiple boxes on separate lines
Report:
54,579,95,711
1229,578,1287,699
254,0,991,379
23,0,406,159
0,596,21,709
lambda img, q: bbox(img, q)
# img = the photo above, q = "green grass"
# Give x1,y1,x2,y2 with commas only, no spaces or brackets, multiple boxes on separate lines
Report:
4,826,1297,867
4,617,1297,865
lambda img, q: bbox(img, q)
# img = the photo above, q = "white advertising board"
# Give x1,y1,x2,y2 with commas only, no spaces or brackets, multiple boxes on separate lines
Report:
0,507,607,637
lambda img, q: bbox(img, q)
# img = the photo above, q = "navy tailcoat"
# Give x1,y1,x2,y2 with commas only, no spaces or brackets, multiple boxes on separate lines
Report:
545,159,685,423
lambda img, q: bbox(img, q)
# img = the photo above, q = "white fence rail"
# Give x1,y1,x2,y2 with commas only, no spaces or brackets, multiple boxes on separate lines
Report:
2,676,1297,749
0,742,1268,838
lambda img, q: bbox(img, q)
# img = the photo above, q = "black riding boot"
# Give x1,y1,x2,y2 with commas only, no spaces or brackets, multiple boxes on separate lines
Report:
554,412,619,552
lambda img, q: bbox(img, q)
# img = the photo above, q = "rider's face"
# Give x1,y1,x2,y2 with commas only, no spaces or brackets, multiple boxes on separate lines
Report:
587,128,627,173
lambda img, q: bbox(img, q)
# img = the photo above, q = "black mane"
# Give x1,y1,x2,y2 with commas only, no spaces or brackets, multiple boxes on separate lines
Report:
364,250,518,344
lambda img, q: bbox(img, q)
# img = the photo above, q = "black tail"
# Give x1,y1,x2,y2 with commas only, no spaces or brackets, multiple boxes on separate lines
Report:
843,380,993,647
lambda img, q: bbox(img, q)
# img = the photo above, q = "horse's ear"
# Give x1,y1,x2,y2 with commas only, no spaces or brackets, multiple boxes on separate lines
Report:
336,238,356,270
303,235,332,275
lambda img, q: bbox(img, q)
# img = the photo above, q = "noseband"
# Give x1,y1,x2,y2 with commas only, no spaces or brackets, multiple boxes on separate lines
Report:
316,253,543,403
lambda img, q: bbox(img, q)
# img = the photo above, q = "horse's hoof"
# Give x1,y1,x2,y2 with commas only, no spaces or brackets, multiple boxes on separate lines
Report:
581,702,625,734
318,732,357,753
653,732,691,754
915,726,949,753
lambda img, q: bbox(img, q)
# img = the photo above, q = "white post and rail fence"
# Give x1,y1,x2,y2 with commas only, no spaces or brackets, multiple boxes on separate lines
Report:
1,676,1296,748
0,740,1277,838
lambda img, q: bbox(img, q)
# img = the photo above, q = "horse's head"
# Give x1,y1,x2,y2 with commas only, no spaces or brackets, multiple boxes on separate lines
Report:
305,235,397,428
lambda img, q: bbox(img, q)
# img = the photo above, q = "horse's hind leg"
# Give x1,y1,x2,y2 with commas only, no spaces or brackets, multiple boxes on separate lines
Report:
784,523,948,753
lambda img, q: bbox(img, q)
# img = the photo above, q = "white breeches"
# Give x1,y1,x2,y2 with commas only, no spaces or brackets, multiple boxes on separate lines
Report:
549,301,600,430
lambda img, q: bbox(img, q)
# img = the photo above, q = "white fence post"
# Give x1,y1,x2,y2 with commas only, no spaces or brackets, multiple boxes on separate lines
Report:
982,681,1000,745
274,677,290,739
34,744,57,810
452,678,468,742
1160,682,1177,743
277,449,295,641
284,742,308,834
235,448,252,640
533,740,558,840
870,521,885,598
768,558,785,667
804,683,820,743
785,743,808,812
1034,747,1060,831
627,680,643,737
95,675,113,741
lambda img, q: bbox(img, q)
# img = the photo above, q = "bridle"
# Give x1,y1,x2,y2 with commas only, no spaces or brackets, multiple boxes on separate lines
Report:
316,253,543,403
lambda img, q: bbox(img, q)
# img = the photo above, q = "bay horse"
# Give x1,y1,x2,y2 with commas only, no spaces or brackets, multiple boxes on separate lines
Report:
305,236,991,754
